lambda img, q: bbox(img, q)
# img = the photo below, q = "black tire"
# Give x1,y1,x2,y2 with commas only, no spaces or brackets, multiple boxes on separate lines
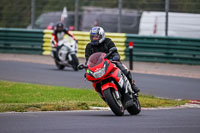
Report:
103,88,124,116
71,54,79,71
127,95,141,115
55,60,65,70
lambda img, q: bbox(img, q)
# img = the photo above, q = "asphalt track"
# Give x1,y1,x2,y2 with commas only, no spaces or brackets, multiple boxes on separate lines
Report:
0,109,200,133
0,60,200,99
0,60,200,133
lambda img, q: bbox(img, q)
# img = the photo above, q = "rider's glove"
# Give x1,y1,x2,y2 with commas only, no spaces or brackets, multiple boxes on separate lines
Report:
51,41,55,46
51,40,57,47
112,56,120,61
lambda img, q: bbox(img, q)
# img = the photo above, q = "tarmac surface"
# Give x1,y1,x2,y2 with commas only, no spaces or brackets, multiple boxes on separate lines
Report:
0,53,200,79
0,108,200,133
0,53,200,133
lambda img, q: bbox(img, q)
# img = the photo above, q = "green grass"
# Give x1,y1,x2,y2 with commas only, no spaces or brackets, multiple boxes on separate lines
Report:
0,80,188,112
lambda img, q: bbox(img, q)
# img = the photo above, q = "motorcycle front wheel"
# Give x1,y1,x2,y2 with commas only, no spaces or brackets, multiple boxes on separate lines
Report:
55,60,65,70
70,54,79,71
103,88,124,116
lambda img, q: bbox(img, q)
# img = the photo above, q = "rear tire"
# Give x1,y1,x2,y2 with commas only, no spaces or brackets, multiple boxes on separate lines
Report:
127,94,141,115
103,88,124,116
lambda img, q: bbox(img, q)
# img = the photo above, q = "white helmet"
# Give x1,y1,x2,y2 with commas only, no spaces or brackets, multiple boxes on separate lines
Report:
90,26,105,45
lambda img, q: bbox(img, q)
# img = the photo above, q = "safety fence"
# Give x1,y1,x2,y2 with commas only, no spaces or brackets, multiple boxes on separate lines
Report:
0,28,44,54
0,28,200,65
43,30,126,60
125,35,200,65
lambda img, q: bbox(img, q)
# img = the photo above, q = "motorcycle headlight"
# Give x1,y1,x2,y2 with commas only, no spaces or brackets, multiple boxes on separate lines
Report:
93,65,106,78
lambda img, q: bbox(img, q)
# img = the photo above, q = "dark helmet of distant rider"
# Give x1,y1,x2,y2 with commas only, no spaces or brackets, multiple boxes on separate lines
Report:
90,26,105,45
55,22,64,33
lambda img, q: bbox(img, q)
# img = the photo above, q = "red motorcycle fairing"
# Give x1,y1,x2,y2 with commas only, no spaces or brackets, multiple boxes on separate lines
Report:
86,60,114,81
101,82,118,93
84,52,141,116
92,69,122,97
85,52,123,98
101,82,118,91
86,52,121,82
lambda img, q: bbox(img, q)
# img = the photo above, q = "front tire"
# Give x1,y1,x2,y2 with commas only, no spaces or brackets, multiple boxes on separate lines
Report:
127,94,141,115
55,60,65,70
70,54,79,71
103,88,124,116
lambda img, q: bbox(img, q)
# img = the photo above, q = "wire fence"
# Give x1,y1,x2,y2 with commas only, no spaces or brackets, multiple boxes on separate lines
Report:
0,0,200,38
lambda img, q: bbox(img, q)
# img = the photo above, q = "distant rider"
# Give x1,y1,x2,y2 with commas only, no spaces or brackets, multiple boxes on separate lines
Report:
85,26,140,93
50,22,77,60
51,22,77,48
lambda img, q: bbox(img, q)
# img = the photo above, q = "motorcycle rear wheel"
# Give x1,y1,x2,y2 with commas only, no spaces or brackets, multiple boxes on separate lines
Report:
127,94,141,115
103,88,124,116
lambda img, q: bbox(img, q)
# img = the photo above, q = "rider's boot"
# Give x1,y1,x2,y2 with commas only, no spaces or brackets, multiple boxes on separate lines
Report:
131,80,140,93
127,71,140,93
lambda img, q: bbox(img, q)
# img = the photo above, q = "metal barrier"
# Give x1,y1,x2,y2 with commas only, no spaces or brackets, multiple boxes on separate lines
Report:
43,30,126,60
126,34,200,65
0,28,200,65
0,28,43,54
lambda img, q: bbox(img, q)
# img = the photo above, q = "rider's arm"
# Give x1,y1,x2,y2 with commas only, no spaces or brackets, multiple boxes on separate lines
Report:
107,39,120,61
51,33,58,47
85,43,92,64
65,29,77,41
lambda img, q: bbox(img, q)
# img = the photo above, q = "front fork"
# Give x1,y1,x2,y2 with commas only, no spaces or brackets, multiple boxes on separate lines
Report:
68,51,77,62
51,48,60,61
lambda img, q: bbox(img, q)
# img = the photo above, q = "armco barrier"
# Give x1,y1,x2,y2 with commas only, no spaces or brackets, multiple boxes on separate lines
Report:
0,28,200,65
42,30,126,60
125,34,200,65
0,28,44,54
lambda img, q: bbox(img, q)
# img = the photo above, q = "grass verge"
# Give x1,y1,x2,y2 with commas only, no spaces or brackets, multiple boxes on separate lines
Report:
0,80,188,112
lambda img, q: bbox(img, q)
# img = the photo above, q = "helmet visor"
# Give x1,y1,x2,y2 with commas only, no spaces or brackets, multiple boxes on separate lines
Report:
57,27,63,32
91,34,100,41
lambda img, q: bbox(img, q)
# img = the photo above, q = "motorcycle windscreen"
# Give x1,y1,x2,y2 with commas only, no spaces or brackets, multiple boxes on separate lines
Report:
87,52,105,67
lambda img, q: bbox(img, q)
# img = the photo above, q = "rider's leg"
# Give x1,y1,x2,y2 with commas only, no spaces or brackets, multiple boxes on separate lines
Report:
126,71,140,93
116,62,140,93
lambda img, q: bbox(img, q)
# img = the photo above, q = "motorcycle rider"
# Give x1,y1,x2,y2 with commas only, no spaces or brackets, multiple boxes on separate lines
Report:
51,22,77,48
51,22,77,60
85,26,140,93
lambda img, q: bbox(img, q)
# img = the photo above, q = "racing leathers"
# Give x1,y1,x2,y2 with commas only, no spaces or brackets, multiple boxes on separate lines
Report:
50,29,77,61
51,29,76,48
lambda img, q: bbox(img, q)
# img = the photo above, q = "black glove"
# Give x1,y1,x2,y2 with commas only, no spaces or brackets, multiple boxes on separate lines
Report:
77,64,84,70
84,73,86,78
112,56,120,61
78,64,88,70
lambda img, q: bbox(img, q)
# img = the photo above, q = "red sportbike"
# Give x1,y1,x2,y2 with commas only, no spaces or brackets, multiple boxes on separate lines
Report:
78,47,141,116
